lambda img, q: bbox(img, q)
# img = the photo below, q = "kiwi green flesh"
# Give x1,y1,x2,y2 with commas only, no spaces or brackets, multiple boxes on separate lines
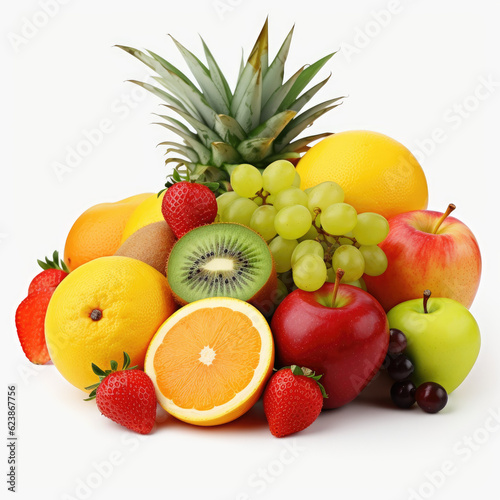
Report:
167,223,273,303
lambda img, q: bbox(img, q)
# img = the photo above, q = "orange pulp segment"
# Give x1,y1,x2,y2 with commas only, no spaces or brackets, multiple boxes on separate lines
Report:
145,297,274,426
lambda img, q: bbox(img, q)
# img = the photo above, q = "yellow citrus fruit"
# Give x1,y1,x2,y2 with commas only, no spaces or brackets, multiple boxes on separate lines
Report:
64,193,152,271
296,131,428,220
121,192,166,244
45,256,176,391
145,297,274,426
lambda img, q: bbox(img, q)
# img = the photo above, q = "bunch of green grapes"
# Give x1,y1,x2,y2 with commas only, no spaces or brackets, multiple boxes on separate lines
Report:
217,160,390,293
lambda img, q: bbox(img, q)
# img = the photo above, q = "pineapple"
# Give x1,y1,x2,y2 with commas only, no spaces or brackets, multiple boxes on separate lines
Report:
118,20,342,193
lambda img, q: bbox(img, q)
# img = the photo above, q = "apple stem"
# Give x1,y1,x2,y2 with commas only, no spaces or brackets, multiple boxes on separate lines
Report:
432,204,456,234
332,269,345,307
423,289,431,314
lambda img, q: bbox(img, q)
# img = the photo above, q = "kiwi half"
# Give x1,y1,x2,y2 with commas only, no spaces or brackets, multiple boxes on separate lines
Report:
166,223,277,313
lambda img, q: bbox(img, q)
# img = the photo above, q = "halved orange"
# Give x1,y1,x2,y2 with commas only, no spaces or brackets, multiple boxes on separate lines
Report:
145,297,274,426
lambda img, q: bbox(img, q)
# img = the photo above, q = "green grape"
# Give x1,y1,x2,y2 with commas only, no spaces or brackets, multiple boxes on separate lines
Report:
332,245,365,282
274,205,312,240
359,245,388,276
326,270,366,290
307,181,345,214
249,205,277,241
274,279,289,306
291,240,324,268
273,187,309,212
326,267,335,283
262,160,296,194
345,279,366,290
292,171,301,188
292,254,327,292
278,269,294,291
298,224,319,242
276,278,289,298
338,231,355,245
265,278,289,317
358,277,367,291
352,212,390,245
268,236,298,273
321,203,358,235
266,194,275,205
216,191,240,215
230,164,263,198
222,198,259,226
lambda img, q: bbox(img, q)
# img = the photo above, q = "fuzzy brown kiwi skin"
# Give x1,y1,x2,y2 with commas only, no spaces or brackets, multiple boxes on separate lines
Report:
165,223,278,316
115,221,176,276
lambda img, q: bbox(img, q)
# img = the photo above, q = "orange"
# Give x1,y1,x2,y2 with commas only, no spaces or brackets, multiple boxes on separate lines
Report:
45,256,176,391
121,191,166,244
296,131,428,220
64,193,152,271
145,297,274,426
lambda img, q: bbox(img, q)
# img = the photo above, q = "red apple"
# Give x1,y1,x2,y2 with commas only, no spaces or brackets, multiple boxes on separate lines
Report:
271,271,389,409
364,204,481,312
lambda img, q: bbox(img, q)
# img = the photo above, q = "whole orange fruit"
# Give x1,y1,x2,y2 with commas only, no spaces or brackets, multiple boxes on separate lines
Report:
296,131,428,220
64,193,152,271
45,256,176,391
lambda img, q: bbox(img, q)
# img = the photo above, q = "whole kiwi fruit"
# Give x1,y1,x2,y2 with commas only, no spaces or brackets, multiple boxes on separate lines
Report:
115,221,175,275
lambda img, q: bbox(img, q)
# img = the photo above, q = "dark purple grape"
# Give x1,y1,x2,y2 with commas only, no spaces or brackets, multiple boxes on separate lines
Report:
415,382,448,414
390,380,417,408
388,329,407,354
381,354,391,370
387,354,414,381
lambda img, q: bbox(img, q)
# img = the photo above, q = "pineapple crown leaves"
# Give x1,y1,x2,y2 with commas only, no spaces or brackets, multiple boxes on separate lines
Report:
37,250,69,272
283,365,328,399
117,18,343,183
84,352,138,401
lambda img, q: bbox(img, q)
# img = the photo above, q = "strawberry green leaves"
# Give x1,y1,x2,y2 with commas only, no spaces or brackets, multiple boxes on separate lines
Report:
37,250,69,272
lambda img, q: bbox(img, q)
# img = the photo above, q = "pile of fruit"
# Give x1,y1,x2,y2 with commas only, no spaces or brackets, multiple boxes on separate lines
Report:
15,21,482,437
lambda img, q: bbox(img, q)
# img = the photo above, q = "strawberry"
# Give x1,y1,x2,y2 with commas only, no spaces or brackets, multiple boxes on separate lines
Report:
263,365,327,438
29,251,69,294
15,251,69,364
15,290,53,364
161,182,217,238
85,353,157,435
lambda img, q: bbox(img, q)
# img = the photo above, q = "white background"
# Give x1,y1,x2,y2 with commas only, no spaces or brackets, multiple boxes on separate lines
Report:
2,1,500,499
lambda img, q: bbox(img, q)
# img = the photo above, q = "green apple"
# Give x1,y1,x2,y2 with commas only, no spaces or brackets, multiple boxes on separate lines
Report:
387,290,480,393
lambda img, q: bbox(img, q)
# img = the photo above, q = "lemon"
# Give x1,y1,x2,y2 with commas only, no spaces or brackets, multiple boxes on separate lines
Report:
121,192,166,244
296,131,428,220
45,256,176,391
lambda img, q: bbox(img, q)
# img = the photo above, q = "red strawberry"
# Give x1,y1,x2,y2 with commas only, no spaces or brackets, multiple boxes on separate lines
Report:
29,269,68,294
161,182,217,238
15,251,68,364
85,353,157,435
263,365,327,438
29,251,69,294
15,290,53,364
